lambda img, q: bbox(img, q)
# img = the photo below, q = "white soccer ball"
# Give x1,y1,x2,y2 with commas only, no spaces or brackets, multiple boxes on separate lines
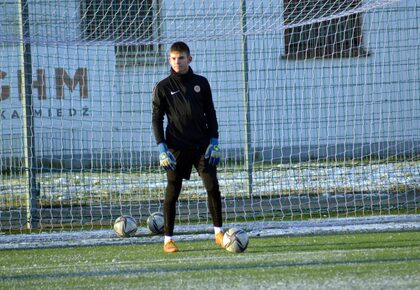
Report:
223,228,249,253
147,212,164,234
113,215,138,238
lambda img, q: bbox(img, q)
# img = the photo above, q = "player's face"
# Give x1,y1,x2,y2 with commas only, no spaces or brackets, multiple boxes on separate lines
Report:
169,51,192,74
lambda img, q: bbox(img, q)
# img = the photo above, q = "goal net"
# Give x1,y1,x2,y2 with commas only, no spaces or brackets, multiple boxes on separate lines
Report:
0,0,418,232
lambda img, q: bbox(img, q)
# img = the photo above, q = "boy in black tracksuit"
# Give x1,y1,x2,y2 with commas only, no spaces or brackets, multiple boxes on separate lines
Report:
152,41,224,252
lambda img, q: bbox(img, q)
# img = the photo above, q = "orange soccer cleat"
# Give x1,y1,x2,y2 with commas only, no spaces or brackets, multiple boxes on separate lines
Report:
163,240,179,253
215,232,225,248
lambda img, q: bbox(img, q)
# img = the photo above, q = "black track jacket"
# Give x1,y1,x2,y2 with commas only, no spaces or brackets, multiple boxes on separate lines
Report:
152,67,219,150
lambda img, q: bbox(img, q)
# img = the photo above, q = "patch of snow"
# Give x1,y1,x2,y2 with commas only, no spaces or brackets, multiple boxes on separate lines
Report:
0,215,418,250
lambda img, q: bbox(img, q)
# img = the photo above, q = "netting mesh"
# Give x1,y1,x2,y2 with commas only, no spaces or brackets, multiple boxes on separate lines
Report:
0,0,418,232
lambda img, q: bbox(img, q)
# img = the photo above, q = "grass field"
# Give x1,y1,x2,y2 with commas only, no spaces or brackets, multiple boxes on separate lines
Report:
0,231,419,289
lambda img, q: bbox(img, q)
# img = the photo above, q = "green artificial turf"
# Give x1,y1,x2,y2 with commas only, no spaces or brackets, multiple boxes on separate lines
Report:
0,231,419,289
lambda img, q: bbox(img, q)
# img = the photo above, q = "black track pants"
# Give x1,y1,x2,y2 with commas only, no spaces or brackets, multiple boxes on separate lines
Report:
164,149,222,236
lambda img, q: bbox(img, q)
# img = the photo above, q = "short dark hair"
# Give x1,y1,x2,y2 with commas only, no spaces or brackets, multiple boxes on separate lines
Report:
170,41,190,55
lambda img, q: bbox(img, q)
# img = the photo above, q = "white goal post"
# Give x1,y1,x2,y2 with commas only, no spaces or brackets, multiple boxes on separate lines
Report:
0,0,418,232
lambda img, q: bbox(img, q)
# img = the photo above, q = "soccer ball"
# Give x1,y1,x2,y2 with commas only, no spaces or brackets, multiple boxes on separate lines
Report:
223,228,249,253
147,212,164,234
113,215,137,238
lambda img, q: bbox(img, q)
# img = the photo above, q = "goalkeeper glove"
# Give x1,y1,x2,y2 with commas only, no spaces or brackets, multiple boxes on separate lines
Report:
205,138,221,166
158,143,176,171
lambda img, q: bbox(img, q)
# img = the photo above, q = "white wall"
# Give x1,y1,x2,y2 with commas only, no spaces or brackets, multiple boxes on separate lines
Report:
1,0,418,164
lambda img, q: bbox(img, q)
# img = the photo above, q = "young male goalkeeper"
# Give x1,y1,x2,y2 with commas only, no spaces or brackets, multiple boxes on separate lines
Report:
152,41,224,253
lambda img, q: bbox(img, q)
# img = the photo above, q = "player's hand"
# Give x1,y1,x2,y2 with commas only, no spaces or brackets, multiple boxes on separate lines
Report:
205,138,221,166
158,143,176,171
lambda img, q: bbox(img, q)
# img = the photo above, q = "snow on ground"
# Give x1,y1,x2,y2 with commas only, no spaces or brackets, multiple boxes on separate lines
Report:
1,162,418,200
0,215,418,250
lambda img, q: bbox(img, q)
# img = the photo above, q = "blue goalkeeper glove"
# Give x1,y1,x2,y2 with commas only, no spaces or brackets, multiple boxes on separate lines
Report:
158,143,176,171
205,138,221,166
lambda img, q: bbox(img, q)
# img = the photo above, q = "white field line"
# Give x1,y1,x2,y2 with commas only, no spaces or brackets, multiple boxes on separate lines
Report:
0,215,418,250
